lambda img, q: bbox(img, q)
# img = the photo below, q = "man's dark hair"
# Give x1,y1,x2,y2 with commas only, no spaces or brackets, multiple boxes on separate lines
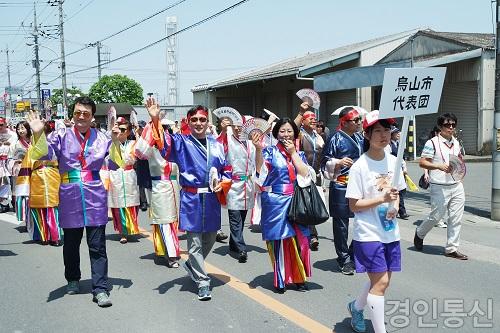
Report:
186,105,208,118
437,113,457,127
272,117,300,140
72,96,96,115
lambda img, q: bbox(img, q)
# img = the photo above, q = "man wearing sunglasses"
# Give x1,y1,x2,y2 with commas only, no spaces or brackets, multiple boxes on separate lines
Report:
27,96,123,307
143,98,231,301
414,113,467,260
321,106,364,275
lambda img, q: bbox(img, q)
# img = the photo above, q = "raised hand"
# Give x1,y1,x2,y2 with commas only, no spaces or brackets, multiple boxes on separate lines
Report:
282,139,296,155
145,97,160,119
250,132,265,150
110,123,121,144
26,110,45,138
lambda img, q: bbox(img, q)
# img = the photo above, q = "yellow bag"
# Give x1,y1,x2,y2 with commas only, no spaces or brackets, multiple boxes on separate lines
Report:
405,174,418,192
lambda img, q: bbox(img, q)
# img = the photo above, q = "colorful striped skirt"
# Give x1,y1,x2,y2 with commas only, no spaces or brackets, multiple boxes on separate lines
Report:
152,223,180,258
30,207,63,243
266,225,311,289
16,196,29,223
111,206,140,235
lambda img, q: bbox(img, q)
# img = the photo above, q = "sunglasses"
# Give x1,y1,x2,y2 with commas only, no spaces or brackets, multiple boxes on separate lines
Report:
74,110,92,119
189,117,207,123
119,127,128,133
348,117,362,123
442,123,456,128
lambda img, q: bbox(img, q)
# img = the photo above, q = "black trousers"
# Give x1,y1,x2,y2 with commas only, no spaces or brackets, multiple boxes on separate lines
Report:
63,225,108,295
398,189,407,216
332,216,354,266
228,209,247,253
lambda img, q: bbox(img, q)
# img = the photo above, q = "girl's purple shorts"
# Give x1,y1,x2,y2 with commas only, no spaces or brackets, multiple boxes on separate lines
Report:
353,240,401,273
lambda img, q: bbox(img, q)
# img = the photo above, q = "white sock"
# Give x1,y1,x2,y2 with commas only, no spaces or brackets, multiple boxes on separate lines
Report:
354,281,371,310
367,293,386,333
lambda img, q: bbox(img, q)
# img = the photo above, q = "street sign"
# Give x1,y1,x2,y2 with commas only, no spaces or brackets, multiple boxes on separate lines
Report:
378,67,446,119
15,100,30,112
41,89,51,101
378,67,446,213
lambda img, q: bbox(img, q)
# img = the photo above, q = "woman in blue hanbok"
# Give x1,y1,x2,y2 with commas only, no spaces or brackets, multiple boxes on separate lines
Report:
253,118,313,293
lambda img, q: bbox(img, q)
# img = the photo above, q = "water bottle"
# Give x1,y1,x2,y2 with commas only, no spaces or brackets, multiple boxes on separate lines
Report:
377,204,395,232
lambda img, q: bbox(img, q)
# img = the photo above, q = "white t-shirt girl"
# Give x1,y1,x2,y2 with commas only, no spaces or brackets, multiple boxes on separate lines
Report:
345,152,406,243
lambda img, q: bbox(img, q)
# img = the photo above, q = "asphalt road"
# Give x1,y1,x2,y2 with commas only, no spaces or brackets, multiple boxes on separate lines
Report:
1,162,499,333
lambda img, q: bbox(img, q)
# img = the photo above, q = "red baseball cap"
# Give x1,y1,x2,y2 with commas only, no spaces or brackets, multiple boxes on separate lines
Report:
0,117,5,125
362,110,395,130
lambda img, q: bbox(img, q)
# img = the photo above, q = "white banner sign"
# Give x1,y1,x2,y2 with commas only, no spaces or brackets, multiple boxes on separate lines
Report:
379,67,446,119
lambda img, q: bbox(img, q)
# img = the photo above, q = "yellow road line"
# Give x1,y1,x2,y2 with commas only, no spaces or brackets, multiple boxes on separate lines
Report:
139,228,333,333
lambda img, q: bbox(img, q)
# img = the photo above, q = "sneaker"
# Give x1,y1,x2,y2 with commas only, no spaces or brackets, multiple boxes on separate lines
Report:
414,229,424,251
216,230,228,242
66,281,80,295
310,237,319,251
347,300,366,333
341,261,355,275
238,251,248,263
197,286,212,301
434,221,447,228
93,292,112,307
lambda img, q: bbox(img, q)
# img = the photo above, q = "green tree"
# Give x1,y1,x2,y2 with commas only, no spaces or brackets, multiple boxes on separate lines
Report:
88,74,143,105
49,86,86,106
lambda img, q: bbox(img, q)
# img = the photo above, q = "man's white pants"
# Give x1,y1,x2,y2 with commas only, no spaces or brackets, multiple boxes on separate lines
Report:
416,182,465,253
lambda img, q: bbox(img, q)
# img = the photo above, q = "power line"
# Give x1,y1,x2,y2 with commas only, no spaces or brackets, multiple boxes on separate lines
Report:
63,0,250,78
63,0,96,23
51,0,188,61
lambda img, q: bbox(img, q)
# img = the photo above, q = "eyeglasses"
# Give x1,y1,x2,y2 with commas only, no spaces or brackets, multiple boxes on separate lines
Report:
442,123,456,128
189,117,207,123
348,117,362,123
74,110,92,119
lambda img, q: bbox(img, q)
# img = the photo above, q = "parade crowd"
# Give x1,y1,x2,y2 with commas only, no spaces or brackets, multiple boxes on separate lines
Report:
0,91,467,333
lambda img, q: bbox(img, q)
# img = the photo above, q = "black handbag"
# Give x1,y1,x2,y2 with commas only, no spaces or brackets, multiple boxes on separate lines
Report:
418,174,429,189
288,183,330,226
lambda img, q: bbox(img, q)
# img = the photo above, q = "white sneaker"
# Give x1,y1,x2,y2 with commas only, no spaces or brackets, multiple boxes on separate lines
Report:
434,221,447,228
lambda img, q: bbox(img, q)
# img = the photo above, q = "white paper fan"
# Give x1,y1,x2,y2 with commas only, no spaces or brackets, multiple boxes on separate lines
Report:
208,167,219,192
213,107,243,126
239,118,270,141
130,110,139,127
296,88,320,110
331,105,369,116
107,106,117,131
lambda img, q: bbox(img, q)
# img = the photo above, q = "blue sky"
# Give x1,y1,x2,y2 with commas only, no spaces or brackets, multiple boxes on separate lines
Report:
0,0,494,105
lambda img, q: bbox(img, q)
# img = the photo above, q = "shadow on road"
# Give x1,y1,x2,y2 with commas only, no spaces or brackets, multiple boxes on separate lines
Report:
155,273,227,295
105,233,148,243
47,277,133,302
313,258,343,274
212,244,268,258
0,249,17,256
407,244,444,256
248,272,324,292
333,318,374,333
14,226,28,233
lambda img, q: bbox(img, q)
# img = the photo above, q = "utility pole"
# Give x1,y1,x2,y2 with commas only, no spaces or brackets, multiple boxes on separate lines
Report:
2,46,13,116
492,1,500,220
97,41,102,79
58,0,68,114
33,4,42,112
